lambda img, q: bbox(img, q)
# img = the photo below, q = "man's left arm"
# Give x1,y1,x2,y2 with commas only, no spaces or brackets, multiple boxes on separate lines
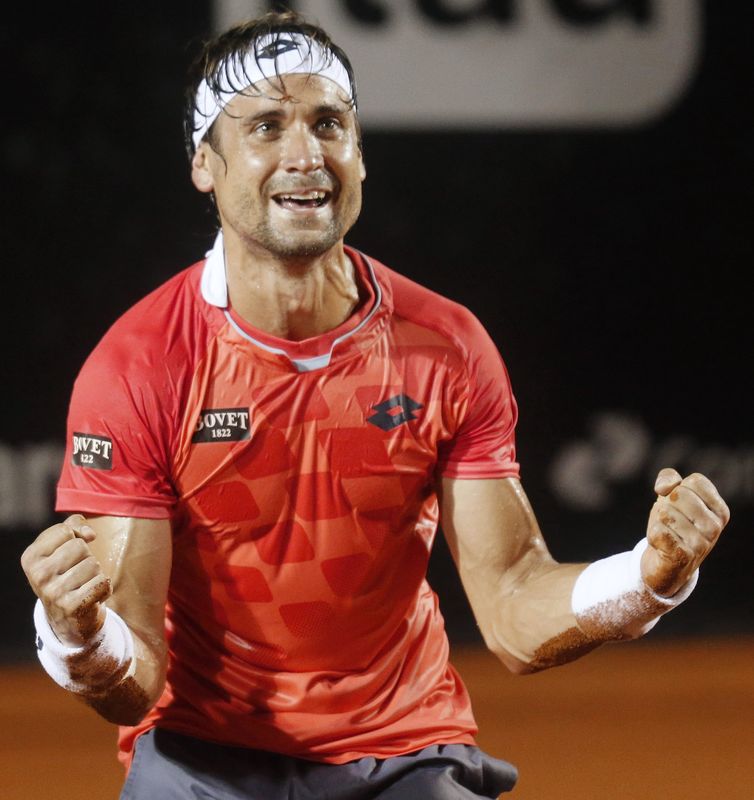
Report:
438,469,730,674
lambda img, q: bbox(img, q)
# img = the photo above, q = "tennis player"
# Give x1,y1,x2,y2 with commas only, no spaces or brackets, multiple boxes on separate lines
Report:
21,11,729,799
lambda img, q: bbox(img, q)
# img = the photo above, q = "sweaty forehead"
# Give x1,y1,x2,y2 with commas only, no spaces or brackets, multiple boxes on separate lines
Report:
223,73,352,118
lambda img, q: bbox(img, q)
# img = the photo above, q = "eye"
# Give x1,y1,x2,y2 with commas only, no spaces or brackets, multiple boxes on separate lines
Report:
316,117,343,133
252,120,280,136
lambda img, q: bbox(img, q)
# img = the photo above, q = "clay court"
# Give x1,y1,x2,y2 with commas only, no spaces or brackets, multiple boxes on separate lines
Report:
2,636,751,799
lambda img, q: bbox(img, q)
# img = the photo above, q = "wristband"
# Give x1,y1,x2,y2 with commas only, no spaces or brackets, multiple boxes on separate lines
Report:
571,538,699,640
33,599,135,694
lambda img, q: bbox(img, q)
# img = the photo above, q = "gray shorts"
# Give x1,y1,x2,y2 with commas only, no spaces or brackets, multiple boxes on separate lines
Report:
120,728,518,799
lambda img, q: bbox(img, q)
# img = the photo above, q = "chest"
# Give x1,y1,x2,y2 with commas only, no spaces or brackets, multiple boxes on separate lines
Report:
171,328,465,511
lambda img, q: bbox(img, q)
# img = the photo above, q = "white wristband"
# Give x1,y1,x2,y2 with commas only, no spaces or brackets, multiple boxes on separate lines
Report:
571,539,699,640
33,599,135,694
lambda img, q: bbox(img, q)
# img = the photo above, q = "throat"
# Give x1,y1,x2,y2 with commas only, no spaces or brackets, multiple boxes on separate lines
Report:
229,256,362,341
279,293,360,341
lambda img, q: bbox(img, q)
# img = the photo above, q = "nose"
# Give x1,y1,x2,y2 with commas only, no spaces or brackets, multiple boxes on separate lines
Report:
280,123,324,173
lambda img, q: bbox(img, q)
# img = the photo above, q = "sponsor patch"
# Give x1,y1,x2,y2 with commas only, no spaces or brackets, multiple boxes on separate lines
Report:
192,407,251,443
72,432,113,470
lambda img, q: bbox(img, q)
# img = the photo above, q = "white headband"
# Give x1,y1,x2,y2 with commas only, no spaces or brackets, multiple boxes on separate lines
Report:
192,33,354,150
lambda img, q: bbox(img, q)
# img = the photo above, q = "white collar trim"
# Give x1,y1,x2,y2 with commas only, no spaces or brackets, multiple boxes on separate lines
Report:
198,231,382,372
200,231,229,308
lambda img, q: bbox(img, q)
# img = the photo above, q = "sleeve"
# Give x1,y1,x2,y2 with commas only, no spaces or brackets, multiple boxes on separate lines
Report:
436,311,520,480
56,334,178,519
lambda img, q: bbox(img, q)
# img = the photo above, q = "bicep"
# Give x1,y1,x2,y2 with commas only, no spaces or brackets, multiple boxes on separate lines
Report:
85,515,171,646
439,478,555,648
440,477,593,671
439,476,554,589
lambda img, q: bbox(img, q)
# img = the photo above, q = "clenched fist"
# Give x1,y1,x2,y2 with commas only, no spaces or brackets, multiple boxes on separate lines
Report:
642,469,730,597
21,514,111,646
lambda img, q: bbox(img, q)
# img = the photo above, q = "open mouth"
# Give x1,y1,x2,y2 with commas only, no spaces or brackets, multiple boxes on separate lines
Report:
272,190,332,211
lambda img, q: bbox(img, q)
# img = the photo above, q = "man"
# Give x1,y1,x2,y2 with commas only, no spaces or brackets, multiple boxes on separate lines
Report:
21,11,729,800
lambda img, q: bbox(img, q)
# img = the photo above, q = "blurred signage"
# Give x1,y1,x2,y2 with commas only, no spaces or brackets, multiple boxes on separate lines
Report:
214,0,702,127
549,412,754,511
0,444,63,528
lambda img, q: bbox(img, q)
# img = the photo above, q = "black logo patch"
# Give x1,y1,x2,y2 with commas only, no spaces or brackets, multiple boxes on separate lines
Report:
367,395,423,431
257,38,300,60
72,433,113,470
193,407,251,444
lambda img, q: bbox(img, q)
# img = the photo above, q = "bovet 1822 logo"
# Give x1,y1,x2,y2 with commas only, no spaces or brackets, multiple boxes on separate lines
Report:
72,433,113,470
192,407,251,444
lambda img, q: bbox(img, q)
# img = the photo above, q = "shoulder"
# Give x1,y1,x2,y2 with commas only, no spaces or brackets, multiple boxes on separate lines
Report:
365,253,494,358
76,261,222,389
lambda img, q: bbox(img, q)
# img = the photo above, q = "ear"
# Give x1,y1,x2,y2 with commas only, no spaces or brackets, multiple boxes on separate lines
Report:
359,151,366,182
191,143,215,193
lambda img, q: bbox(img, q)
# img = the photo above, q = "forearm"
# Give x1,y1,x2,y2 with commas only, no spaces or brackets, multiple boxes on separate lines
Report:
34,599,167,725
81,621,166,725
487,560,595,673
487,541,698,673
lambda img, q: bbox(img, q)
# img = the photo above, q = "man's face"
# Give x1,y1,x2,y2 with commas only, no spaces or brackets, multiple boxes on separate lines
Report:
192,73,365,260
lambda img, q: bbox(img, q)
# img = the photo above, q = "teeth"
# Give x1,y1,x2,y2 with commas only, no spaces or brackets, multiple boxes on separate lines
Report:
281,191,326,201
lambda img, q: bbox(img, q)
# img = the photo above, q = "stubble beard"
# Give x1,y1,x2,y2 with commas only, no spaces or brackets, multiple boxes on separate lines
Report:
252,216,344,259
245,185,362,260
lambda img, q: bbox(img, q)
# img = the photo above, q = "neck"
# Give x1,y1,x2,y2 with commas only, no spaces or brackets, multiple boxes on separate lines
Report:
222,233,361,341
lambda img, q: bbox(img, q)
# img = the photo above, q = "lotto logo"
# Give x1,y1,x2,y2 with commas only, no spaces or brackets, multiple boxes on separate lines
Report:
72,433,113,470
367,395,423,431
193,407,251,443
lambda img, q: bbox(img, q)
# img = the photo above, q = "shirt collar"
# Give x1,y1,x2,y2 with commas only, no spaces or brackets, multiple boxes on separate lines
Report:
200,231,228,308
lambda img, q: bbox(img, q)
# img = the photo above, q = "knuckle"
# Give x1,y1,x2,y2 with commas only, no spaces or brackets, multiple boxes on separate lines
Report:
44,571,64,594
55,521,75,538
664,531,682,550
83,555,104,579
687,472,711,493
20,547,34,573
698,512,719,536
41,587,64,614
62,537,89,561
56,597,74,617
29,559,54,588
59,592,83,618
71,537,90,557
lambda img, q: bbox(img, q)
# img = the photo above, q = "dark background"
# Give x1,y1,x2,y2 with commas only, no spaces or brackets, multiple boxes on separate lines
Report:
1,1,751,661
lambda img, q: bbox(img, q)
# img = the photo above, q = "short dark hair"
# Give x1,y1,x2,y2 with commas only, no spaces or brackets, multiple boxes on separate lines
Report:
183,10,359,160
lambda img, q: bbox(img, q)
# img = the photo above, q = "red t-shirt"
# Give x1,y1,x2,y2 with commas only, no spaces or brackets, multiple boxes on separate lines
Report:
56,242,519,770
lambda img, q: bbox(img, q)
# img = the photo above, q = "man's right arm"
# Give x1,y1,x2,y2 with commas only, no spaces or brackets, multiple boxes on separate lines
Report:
21,513,171,725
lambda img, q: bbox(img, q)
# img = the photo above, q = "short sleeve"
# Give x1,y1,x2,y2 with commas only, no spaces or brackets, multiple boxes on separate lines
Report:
56,336,177,519
436,312,519,480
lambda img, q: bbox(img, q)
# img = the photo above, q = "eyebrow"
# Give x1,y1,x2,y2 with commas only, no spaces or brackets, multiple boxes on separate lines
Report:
312,103,350,116
240,102,350,126
240,108,287,125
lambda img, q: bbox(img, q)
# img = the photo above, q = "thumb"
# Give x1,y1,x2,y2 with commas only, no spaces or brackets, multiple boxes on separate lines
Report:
654,467,683,497
63,513,97,543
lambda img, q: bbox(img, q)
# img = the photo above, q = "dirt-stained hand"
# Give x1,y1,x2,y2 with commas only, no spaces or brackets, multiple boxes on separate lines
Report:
20,514,111,647
641,468,730,597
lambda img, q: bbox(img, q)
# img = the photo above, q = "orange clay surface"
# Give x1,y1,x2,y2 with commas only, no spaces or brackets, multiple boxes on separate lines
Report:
2,636,752,800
